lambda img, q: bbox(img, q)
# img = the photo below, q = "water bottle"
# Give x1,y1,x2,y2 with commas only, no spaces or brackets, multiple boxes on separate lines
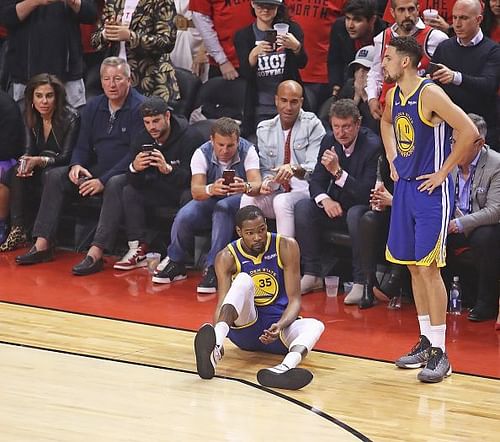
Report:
448,276,462,315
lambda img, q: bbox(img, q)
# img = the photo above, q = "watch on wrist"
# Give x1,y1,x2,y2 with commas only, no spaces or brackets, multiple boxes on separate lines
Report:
244,182,252,194
333,167,343,180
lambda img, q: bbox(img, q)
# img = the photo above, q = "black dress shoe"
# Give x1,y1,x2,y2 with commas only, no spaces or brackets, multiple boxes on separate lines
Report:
374,272,401,302
467,308,497,322
15,246,54,265
72,255,104,276
359,284,376,309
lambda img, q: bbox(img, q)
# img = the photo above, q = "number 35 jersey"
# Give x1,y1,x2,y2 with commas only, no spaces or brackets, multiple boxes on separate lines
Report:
227,232,288,316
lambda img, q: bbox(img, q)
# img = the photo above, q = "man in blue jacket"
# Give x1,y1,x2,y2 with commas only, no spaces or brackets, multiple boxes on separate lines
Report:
16,57,144,273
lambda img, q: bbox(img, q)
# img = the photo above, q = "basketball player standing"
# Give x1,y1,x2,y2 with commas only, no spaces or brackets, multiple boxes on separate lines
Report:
380,36,478,382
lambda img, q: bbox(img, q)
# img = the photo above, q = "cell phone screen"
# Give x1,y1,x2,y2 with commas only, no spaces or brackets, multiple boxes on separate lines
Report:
264,30,277,44
140,143,155,153
222,169,235,186
427,62,440,76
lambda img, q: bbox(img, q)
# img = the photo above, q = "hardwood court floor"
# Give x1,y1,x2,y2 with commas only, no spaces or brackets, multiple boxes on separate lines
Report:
0,248,498,378
1,303,499,442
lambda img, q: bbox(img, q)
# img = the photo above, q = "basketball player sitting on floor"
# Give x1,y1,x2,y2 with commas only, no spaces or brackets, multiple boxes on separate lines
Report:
194,205,325,390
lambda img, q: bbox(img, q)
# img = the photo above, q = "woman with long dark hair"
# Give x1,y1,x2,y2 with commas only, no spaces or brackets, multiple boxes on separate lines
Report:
0,73,80,252
235,0,307,135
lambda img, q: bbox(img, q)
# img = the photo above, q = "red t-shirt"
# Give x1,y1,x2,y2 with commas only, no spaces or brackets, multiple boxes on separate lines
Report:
490,23,500,43
190,0,254,67
383,0,457,25
287,0,346,84
0,26,7,39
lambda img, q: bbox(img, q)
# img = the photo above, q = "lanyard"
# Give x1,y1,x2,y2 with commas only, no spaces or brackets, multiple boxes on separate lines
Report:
455,167,476,215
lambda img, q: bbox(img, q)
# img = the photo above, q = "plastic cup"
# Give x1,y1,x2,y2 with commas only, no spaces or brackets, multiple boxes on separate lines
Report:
324,276,340,297
273,23,289,36
422,9,438,21
146,252,161,274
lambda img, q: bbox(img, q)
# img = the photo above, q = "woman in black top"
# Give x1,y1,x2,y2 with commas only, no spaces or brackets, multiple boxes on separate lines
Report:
235,0,307,136
0,74,80,252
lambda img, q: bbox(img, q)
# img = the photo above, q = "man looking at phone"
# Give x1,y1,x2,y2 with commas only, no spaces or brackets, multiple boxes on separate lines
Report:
108,96,204,271
152,117,262,295
16,57,145,274
240,80,325,237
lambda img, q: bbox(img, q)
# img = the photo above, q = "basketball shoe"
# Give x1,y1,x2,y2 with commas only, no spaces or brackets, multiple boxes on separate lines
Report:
417,347,452,383
395,335,432,368
194,323,223,379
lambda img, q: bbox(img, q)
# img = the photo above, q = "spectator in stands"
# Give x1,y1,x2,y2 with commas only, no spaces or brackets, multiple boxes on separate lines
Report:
482,0,500,41
0,74,80,252
171,0,209,82
287,0,346,112
190,0,254,80
152,117,262,295
382,0,457,34
1,0,97,108
366,0,448,120
235,0,307,135
446,114,500,322
240,80,325,237
0,90,24,244
91,0,179,103
295,99,381,296
15,57,145,273
112,96,205,271
431,0,500,149
328,0,387,99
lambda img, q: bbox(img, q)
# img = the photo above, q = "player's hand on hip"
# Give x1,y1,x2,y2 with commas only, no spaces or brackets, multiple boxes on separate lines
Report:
259,323,281,344
417,171,445,194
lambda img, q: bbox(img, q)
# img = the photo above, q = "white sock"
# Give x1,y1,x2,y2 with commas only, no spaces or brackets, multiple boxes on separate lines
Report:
268,351,303,374
418,315,431,339
214,322,229,348
429,324,446,352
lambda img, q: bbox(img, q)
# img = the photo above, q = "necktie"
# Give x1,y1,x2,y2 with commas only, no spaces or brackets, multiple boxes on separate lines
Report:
282,129,292,192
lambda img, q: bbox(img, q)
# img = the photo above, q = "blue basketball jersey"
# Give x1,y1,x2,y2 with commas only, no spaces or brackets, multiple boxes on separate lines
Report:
390,78,452,179
227,233,288,316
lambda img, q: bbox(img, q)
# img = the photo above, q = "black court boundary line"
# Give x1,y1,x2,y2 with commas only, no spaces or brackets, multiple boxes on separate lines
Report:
1,300,498,381
0,339,371,442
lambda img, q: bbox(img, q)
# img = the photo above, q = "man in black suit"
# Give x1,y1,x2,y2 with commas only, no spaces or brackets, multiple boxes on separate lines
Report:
295,99,381,296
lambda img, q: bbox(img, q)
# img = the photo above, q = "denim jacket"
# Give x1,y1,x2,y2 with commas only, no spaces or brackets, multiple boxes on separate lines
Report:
256,109,325,181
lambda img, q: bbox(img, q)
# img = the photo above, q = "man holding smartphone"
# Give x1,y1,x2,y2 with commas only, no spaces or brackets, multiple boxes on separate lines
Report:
152,117,262,295
113,96,205,271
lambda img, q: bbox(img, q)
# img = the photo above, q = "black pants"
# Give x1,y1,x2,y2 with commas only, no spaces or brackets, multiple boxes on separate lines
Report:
446,225,500,313
358,208,390,277
32,166,127,252
122,183,180,243
295,200,367,283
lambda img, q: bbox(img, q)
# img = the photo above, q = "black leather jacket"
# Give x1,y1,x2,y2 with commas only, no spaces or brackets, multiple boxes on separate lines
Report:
25,105,80,167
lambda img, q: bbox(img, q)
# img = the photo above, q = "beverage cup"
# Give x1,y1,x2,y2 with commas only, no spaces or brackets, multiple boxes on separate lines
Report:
324,276,340,297
422,9,438,21
146,252,161,274
273,23,289,37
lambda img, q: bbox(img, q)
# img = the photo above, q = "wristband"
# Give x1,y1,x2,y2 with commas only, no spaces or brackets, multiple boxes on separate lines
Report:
205,184,213,196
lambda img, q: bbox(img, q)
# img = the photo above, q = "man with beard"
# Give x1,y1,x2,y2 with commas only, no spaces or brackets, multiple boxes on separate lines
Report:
380,36,478,382
193,205,325,390
366,0,448,120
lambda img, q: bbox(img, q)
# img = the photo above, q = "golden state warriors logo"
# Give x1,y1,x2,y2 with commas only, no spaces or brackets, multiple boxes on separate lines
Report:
252,270,279,306
394,113,415,157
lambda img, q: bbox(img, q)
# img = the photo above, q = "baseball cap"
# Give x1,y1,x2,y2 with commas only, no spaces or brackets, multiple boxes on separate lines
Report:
349,45,375,70
252,0,284,6
140,96,172,117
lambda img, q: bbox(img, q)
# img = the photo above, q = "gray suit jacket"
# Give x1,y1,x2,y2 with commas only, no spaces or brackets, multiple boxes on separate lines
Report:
451,146,500,236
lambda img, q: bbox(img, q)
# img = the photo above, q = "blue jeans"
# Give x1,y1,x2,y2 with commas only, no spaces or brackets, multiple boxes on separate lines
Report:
167,195,242,267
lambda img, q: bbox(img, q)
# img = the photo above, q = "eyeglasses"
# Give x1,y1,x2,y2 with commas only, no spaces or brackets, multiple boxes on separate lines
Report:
108,113,116,135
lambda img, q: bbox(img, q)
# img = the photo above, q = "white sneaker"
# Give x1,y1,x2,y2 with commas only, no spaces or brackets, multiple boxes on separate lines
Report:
344,283,364,304
194,323,223,379
300,274,323,295
113,240,148,270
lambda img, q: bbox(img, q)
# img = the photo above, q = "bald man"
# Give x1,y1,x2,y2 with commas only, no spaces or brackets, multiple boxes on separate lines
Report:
431,0,500,148
240,80,325,237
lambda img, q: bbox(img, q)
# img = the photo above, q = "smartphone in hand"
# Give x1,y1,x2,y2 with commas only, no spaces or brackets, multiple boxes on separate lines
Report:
427,62,440,76
140,143,155,154
263,30,277,51
222,169,236,186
